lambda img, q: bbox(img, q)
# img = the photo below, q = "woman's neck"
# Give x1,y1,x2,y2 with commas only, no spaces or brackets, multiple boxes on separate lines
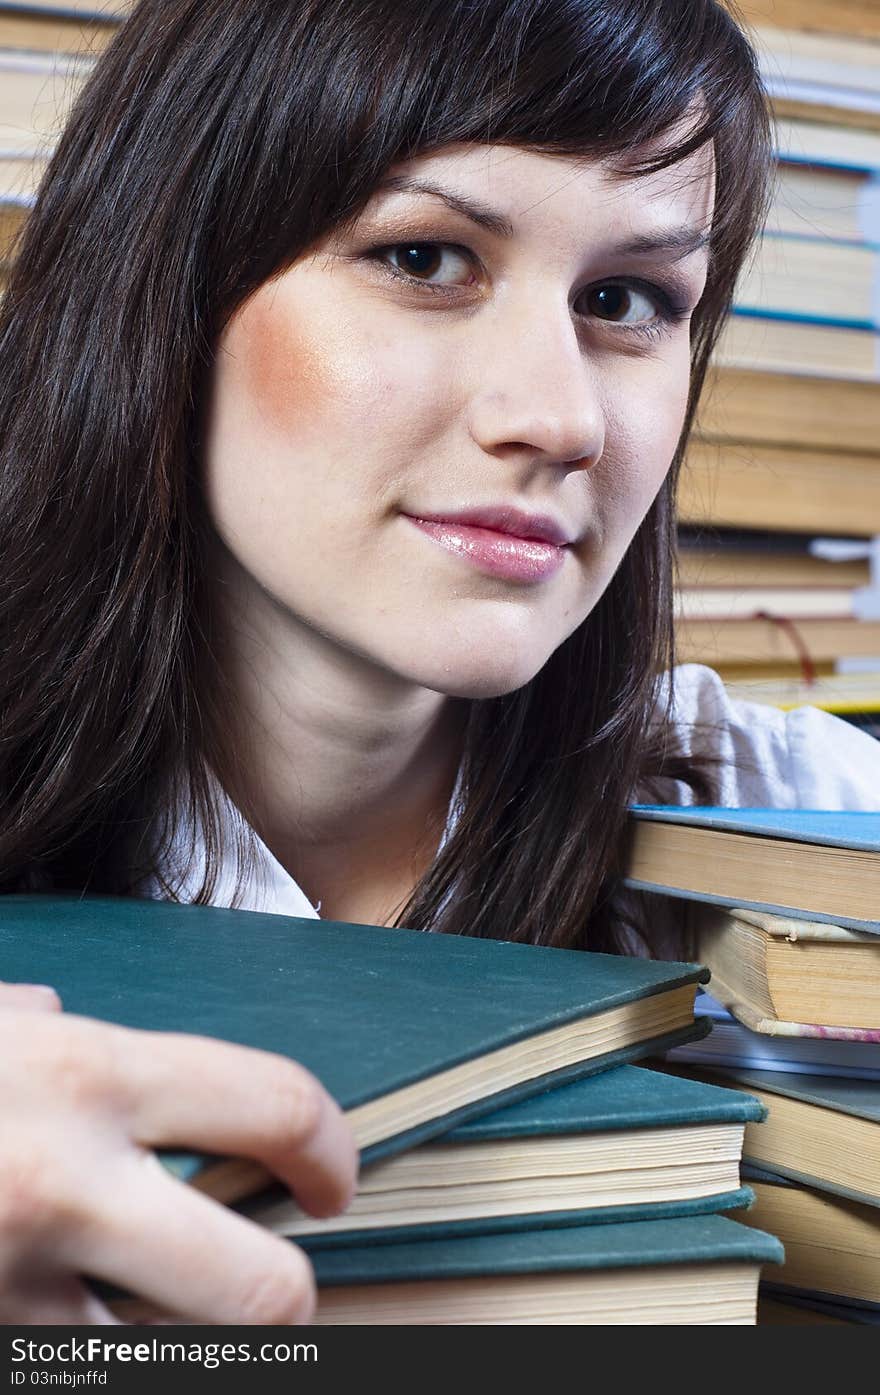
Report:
211,555,469,918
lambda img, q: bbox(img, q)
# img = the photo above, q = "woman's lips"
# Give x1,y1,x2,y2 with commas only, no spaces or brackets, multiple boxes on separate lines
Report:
406,517,567,582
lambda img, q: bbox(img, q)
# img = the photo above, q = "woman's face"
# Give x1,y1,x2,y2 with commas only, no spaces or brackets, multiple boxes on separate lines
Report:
203,139,713,700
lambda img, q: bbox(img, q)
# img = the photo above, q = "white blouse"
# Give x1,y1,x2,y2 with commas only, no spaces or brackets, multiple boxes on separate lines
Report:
143,663,880,918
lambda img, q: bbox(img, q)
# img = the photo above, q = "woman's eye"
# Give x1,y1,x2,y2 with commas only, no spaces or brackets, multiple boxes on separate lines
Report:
367,247,685,337
376,242,476,290
583,283,663,327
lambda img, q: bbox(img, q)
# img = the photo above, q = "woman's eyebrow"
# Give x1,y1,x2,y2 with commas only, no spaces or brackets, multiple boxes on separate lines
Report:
620,226,711,259
373,174,710,260
374,175,515,237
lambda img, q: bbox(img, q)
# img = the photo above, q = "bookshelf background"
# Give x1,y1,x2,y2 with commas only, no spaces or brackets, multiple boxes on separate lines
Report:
677,0,880,735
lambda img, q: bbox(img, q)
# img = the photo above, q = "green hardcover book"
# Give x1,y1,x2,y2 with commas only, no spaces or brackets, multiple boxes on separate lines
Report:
0,892,709,1205
299,1214,784,1324
243,1063,762,1246
663,1064,880,1209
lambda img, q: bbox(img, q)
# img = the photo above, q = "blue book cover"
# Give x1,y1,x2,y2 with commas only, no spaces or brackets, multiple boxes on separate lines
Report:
629,806,880,851
666,991,880,1080
625,807,880,932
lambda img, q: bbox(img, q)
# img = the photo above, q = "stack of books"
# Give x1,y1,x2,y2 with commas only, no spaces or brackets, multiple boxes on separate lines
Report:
675,2,880,683
709,658,880,741
738,0,880,120
626,803,880,1325
0,892,782,1324
0,1,123,294
737,0,878,49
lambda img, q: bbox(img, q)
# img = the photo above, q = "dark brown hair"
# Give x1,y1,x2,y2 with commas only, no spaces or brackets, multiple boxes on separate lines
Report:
0,0,773,951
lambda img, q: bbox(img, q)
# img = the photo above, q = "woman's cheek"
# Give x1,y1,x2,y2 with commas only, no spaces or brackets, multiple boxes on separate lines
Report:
225,285,362,445
634,358,691,488
599,384,683,523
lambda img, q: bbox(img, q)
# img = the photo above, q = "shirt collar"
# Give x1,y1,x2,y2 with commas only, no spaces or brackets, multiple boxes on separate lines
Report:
142,761,466,919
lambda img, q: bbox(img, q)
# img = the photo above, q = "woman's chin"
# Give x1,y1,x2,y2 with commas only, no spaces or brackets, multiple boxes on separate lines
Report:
405,644,561,701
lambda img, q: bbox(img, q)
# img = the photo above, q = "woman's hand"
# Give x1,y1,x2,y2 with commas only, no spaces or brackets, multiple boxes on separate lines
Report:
0,981,358,1324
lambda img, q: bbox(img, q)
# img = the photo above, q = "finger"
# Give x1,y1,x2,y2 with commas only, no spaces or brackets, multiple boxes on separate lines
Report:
119,1030,358,1217
0,1274,120,1325
0,982,62,1014
69,1151,317,1325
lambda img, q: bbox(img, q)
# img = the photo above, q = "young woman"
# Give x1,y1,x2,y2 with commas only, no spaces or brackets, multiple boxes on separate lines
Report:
1,0,878,1324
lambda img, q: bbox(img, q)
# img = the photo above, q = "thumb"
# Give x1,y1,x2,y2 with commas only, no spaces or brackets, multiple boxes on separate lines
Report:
0,981,62,1013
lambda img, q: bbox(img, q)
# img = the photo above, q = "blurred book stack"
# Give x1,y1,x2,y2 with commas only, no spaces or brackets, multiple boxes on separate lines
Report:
678,1,880,707
629,801,880,1326
0,1,122,294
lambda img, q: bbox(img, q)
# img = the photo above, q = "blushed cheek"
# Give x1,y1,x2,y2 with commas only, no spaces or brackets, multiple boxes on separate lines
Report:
224,284,341,441
225,278,450,449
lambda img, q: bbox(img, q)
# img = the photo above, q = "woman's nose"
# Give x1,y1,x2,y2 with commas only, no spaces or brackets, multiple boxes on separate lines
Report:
466,300,605,471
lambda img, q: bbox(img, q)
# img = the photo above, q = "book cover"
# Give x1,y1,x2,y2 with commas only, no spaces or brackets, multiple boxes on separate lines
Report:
304,1212,784,1284
439,1060,766,1139
706,1066,880,1125
0,893,709,1191
715,998,880,1040
630,806,880,852
692,907,880,1031
625,806,880,932
274,1188,758,1250
761,1286,880,1323
740,1166,880,1307
670,1062,880,1209
243,1064,763,1246
665,991,880,1076
112,1214,784,1325
741,1163,797,1187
